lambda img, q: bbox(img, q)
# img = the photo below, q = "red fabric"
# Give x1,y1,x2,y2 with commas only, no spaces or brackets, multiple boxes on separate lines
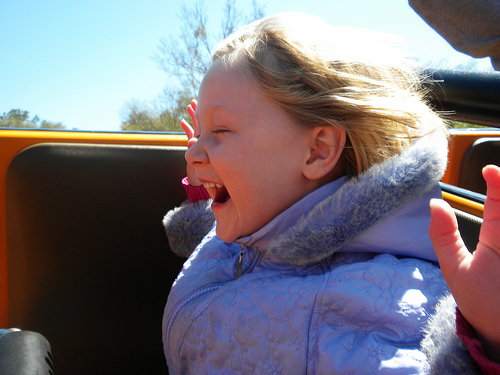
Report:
182,177,211,203
456,308,500,374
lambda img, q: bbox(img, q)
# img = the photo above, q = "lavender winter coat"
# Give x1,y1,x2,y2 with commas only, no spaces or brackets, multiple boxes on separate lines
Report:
162,125,481,374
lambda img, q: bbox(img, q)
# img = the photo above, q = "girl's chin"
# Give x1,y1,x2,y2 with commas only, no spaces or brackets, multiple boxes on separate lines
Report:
212,208,238,243
215,226,238,243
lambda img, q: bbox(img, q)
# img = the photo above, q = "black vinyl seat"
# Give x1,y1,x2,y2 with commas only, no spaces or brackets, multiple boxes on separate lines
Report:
6,143,188,375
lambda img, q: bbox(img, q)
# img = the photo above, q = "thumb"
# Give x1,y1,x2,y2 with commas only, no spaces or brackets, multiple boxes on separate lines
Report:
429,198,470,282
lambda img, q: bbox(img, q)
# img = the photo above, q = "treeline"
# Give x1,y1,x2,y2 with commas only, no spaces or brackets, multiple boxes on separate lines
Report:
120,92,192,132
120,106,183,132
1,109,66,129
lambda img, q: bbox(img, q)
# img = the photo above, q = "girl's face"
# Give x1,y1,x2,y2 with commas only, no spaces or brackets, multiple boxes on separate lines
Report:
186,60,320,243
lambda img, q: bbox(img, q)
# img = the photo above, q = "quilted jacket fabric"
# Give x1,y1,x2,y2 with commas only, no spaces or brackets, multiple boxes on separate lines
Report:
163,124,481,374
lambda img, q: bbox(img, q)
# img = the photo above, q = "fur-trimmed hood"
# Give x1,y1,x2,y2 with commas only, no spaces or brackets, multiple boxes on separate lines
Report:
236,125,449,265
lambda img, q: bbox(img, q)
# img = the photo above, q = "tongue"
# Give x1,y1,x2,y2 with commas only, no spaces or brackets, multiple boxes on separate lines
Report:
214,186,230,203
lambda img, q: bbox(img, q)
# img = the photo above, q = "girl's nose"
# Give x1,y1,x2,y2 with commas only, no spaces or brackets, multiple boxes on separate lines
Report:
185,137,208,167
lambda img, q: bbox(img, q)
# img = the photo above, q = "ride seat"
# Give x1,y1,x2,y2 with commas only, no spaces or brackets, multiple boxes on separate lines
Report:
6,143,187,375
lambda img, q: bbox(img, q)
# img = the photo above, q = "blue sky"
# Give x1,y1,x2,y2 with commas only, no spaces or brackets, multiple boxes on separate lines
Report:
1,0,494,131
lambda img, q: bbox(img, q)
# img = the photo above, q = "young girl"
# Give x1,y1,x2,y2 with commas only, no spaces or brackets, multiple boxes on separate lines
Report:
163,13,500,374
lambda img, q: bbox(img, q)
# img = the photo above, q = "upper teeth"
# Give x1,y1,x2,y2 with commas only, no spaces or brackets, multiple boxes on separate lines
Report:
203,182,223,189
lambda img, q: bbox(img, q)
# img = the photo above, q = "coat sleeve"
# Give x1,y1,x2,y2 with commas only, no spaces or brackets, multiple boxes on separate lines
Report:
163,199,215,258
421,293,482,374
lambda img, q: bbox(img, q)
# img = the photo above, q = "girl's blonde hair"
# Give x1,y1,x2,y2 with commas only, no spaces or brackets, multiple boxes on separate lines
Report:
212,13,447,177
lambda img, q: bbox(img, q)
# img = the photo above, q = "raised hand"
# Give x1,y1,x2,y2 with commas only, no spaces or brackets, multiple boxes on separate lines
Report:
429,164,500,363
180,100,202,186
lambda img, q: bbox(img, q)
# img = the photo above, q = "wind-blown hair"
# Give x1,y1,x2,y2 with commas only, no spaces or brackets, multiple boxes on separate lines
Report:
212,13,447,177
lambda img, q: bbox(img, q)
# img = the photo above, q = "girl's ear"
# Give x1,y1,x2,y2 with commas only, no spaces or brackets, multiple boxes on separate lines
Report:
303,126,346,181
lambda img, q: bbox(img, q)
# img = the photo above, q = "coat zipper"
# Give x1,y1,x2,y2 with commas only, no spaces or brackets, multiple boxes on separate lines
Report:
234,246,248,280
165,283,222,359
167,245,248,350
166,246,259,362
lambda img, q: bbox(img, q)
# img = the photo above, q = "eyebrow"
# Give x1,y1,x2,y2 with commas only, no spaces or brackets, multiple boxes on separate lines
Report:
197,105,237,125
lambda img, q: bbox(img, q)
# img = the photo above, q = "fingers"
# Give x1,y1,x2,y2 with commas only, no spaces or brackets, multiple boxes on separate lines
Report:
429,164,500,268
181,99,199,148
181,119,194,139
479,165,500,253
189,99,197,113
429,198,469,280
188,99,198,135
482,165,500,220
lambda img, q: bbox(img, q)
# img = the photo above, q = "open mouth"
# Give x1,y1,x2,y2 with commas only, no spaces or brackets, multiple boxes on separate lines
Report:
202,183,230,203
